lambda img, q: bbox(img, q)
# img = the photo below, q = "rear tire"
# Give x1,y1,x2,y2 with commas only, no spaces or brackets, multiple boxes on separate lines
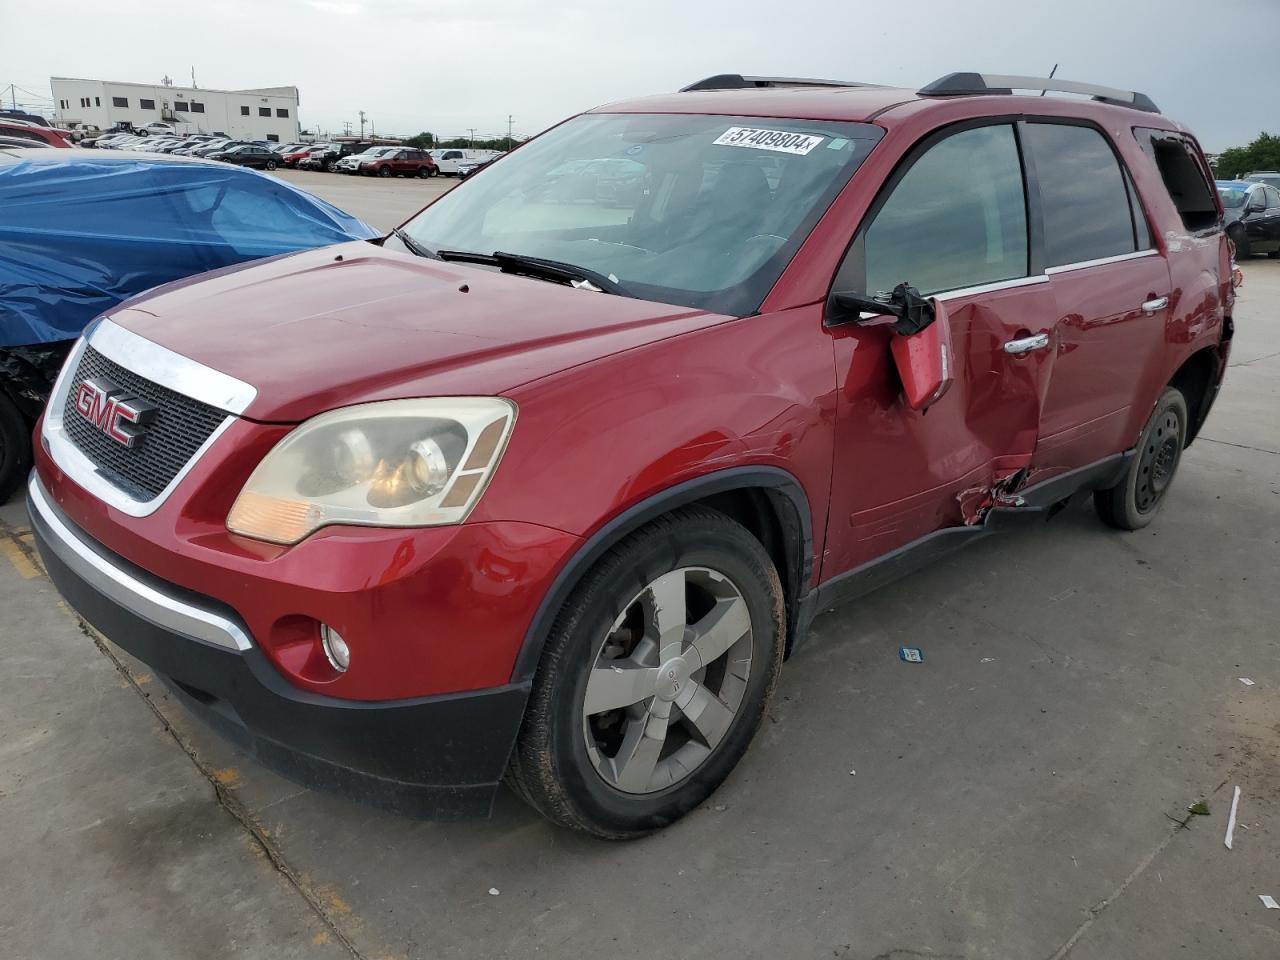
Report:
1094,387,1188,531
0,392,32,504
417,166,431,178
507,507,785,838
1230,226,1251,259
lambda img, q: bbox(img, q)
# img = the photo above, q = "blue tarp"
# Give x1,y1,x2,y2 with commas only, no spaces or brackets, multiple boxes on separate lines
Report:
0,155,379,347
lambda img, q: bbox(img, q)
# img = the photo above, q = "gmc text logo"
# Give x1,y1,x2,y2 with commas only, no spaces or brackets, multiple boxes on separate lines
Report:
74,378,157,448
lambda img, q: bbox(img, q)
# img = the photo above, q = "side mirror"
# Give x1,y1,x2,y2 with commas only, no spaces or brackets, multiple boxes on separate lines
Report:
891,298,953,412
830,284,953,411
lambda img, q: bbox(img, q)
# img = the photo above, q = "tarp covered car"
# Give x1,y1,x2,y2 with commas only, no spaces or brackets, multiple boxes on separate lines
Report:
0,149,379,499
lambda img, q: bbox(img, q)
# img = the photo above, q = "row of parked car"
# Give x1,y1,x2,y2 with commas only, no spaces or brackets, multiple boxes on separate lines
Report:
73,129,504,179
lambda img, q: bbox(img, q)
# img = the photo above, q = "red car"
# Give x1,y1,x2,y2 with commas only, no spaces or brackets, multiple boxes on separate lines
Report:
30,72,1234,838
360,147,438,178
280,145,319,168
0,122,72,148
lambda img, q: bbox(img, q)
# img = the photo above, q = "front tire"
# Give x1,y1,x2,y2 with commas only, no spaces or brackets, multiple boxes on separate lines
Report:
507,507,785,838
0,392,32,504
265,159,277,171
1230,226,1251,260
1095,387,1188,530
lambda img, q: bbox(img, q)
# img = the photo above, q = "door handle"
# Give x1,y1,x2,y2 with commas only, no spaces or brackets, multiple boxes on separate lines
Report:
1141,296,1169,314
1003,333,1050,355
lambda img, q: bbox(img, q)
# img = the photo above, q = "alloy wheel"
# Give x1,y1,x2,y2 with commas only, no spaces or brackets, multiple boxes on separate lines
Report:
581,566,752,795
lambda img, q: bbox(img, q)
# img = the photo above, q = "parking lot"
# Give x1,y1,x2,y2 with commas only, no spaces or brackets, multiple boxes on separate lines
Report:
1,172,1278,960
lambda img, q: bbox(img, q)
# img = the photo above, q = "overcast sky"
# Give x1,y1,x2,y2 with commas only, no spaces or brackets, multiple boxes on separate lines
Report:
4,0,1274,150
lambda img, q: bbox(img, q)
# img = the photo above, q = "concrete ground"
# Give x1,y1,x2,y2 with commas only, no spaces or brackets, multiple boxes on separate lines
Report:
1,173,1277,960
272,168,455,231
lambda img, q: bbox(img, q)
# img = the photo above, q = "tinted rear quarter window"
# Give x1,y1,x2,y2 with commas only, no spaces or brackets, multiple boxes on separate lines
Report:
1023,123,1137,268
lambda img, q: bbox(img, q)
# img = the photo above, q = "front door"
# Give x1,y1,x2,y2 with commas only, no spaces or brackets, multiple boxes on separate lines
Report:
824,121,1057,578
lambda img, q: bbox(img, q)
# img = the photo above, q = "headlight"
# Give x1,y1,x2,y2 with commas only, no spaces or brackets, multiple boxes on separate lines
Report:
227,397,515,544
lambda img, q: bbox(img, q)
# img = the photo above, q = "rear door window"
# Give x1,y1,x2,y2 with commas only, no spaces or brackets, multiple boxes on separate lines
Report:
1023,123,1138,268
845,123,1029,297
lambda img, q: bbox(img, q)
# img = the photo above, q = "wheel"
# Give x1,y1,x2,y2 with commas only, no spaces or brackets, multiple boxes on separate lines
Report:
507,507,785,838
1094,387,1188,531
1268,250,1279,259
265,159,277,171
323,159,335,172
378,165,392,178
417,166,431,179
0,391,32,504
427,166,438,178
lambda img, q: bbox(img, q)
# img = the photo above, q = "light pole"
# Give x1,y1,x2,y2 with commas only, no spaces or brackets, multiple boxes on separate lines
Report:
467,127,476,148
506,114,513,150
359,110,367,139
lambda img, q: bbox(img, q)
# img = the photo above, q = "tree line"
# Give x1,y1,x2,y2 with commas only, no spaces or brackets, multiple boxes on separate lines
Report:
1214,132,1280,180
402,131,520,151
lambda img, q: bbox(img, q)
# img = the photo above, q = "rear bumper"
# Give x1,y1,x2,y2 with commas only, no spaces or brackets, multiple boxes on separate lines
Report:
28,472,528,819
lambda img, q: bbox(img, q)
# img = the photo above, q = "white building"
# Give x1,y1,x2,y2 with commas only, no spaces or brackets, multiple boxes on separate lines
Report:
50,77,300,142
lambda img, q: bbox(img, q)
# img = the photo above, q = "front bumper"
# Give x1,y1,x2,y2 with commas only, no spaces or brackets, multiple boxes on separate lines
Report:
28,473,530,818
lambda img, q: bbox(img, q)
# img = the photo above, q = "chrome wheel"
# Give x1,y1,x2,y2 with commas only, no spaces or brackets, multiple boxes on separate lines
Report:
581,566,752,795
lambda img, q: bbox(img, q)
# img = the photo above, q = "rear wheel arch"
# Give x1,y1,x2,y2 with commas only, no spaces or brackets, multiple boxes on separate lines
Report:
510,467,815,685
1168,346,1222,446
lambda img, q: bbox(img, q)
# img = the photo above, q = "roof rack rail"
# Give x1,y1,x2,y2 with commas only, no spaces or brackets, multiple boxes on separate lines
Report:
680,74,877,93
917,72,1160,114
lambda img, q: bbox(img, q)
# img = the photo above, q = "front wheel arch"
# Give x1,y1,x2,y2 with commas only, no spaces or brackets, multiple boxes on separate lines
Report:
509,467,815,685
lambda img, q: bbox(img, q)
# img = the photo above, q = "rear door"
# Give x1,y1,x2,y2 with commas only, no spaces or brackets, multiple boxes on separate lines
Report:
824,121,1059,575
1022,121,1172,474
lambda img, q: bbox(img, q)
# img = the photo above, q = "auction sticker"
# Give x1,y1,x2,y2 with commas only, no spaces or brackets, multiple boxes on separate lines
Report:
713,126,825,155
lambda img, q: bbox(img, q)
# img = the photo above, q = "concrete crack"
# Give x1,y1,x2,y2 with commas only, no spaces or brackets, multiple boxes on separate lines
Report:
1045,775,1244,960
72,617,368,960
1197,436,1280,457
1229,349,1280,368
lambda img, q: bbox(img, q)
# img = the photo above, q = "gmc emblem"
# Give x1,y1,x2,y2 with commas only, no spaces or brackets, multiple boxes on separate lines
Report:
74,378,157,448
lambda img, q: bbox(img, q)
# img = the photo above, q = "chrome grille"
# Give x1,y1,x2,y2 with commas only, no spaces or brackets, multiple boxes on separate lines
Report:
61,346,228,500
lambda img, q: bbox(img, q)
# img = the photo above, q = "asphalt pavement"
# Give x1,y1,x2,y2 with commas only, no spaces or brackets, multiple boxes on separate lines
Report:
1,174,1277,960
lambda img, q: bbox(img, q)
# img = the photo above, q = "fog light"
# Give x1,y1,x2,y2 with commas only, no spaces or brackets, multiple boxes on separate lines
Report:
320,624,350,672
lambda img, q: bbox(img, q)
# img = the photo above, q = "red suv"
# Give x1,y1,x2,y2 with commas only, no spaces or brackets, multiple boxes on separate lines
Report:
30,73,1234,838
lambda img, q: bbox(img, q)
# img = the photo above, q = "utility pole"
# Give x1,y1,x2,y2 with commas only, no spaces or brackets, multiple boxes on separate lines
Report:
467,127,476,148
506,114,513,150
343,121,351,135
358,110,367,139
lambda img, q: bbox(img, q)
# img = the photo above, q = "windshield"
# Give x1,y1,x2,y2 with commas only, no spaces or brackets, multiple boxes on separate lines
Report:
398,113,882,315
359,147,395,158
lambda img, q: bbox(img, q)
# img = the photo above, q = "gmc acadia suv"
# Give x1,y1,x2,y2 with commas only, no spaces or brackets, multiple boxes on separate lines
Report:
29,72,1234,838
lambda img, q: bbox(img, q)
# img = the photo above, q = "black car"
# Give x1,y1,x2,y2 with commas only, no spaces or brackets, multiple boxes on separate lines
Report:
210,144,281,170
1218,179,1280,259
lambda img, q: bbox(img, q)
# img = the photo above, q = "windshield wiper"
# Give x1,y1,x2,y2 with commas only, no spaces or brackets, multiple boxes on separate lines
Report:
390,227,440,260
435,249,631,296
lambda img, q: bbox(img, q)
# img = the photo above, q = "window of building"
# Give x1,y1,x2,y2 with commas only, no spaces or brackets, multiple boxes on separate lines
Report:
191,102,205,113
1023,123,1137,267
258,107,271,117
850,123,1029,297
95,97,101,107
266,133,279,142
139,98,155,110
174,101,190,112
1134,127,1220,233
240,106,250,116
276,108,289,118
111,96,126,108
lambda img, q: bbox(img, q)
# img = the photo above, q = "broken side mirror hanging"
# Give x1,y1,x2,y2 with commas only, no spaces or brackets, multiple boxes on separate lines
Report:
831,283,954,412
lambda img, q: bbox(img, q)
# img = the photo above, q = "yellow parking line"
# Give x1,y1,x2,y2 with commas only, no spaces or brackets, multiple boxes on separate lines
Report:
0,536,40,580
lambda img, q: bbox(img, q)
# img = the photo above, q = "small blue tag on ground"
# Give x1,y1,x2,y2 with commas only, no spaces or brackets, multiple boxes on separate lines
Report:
899,646,924,663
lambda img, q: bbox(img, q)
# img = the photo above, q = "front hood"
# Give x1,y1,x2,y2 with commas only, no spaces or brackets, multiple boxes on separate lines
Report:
110,242,727,422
